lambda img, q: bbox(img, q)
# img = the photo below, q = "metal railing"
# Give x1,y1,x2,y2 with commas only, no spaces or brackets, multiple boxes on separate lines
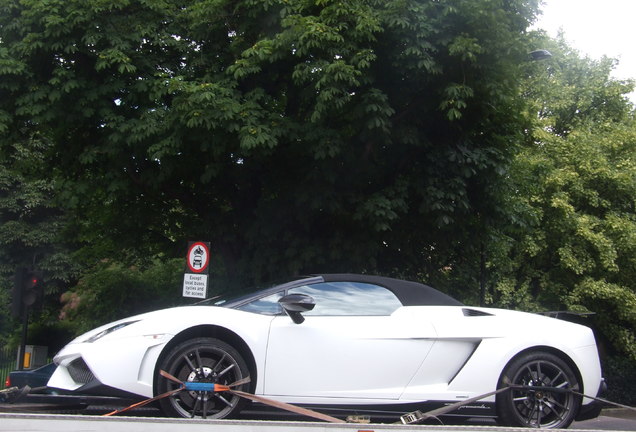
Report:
0,346,17,386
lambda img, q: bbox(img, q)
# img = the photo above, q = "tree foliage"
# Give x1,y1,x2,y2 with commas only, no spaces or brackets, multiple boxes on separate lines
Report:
0,0,539,288
492,35,636,361
59,258,184,334
0,134,77,342
504,122,636,355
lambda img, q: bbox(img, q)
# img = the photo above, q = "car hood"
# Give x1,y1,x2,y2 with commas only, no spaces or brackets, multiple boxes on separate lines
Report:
67,305,217,344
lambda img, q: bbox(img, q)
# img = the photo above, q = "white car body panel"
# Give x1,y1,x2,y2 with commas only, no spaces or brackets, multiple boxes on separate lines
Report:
264,314,436,399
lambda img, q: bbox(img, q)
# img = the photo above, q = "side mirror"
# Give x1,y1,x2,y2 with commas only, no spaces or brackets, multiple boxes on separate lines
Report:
278,293,315,324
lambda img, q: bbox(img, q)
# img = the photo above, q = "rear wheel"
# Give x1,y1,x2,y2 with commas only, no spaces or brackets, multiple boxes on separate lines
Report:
497,351,581,428
157,337,250,419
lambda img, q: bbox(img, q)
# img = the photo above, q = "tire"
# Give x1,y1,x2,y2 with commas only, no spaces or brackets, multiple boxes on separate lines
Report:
157,337,250,419
497,351,581,428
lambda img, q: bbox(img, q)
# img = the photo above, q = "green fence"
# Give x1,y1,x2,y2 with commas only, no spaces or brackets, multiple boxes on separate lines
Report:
0,346,17,386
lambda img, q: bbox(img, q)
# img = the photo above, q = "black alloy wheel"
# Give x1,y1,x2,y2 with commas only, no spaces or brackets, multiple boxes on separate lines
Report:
158,337,250,419
497,351,581,428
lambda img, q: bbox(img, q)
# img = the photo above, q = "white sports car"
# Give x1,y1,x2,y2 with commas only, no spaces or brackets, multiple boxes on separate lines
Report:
49,274,604,428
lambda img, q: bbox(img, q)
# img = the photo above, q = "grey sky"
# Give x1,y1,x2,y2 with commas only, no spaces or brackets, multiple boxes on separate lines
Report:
535,0,636,102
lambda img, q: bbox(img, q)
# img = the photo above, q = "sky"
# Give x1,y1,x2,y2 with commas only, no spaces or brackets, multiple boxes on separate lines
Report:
534,0,636,101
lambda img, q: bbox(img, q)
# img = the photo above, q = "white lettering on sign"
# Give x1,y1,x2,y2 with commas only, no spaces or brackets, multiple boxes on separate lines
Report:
183,273,208,299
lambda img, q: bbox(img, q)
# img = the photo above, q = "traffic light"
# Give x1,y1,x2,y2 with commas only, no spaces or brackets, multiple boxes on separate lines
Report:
22,270,41,306
11,268,43,317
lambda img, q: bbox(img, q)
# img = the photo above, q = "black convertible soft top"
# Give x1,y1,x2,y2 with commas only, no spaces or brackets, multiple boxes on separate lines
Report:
220,273,464,309
319,274,463,307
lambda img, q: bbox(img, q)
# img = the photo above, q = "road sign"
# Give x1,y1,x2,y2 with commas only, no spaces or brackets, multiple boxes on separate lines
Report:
186,242,210,274
183,273,208,299
183,241,210,298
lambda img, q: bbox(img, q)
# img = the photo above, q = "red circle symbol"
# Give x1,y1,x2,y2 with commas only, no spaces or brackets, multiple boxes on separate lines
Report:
187,242,210,273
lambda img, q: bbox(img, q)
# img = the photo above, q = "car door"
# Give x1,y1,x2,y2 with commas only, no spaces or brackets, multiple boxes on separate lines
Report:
263,281,438,400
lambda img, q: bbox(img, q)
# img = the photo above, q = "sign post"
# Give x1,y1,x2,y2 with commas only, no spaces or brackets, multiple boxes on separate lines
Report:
183,241,210,299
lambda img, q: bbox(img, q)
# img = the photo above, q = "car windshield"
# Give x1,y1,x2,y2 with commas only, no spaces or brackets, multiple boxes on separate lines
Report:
191,288,271,307
192,276,309,308
213,289,271,307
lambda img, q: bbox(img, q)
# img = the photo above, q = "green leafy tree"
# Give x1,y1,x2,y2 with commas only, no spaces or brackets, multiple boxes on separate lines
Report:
522,33,633,137
492,35,636,363
59,258,184,334
0,135,78,344
0,0,541,289
506,123,636,355
503,119,636,404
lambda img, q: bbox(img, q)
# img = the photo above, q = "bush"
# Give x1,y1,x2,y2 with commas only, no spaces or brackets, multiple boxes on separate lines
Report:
603,355,636,407
59,258,185,335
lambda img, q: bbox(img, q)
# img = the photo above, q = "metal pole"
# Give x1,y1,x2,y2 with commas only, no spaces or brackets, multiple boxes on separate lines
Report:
17,304,28,371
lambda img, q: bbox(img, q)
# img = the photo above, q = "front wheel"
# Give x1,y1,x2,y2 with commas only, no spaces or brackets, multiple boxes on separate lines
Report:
497,351,581,428
157,337,250,419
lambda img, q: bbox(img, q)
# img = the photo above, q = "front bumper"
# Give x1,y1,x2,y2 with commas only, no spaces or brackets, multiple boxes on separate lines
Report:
48,334,171,398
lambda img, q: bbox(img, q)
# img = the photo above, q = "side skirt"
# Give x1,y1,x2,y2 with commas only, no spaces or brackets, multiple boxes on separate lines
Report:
246,400,497,422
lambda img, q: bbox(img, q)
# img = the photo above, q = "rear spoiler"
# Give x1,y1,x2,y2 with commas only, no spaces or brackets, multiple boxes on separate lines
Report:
537,311,596,325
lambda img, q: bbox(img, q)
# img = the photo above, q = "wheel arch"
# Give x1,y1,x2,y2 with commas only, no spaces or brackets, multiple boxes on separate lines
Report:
499,345,584,394
495,345,585,428
153,325,257,394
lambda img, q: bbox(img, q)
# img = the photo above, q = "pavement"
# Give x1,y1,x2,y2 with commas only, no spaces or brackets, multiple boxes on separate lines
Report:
601,408,636,420
572,409,636,431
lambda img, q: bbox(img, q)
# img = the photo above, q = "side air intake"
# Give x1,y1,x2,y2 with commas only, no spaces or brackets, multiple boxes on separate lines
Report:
67,357,96,385
462,308,493,317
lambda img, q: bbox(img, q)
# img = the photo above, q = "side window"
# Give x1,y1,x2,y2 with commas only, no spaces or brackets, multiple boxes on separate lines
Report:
237,292,283,315
287,282,402,316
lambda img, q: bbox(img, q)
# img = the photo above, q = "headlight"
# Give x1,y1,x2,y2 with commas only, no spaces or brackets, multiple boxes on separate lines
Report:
83,320,139,343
